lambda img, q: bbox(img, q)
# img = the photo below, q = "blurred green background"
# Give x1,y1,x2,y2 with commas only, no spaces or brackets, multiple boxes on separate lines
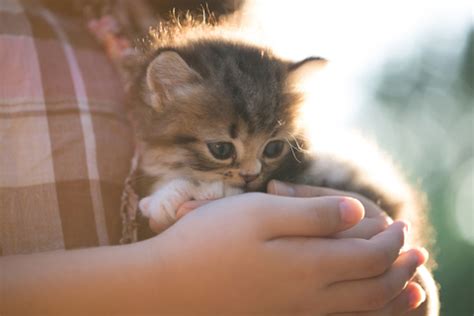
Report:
357,28,474,316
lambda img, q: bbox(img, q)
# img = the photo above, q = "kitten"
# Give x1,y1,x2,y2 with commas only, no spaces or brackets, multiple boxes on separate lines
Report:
125,11,435,244
131,47,307,230
126,20,438,315
129,31,426,242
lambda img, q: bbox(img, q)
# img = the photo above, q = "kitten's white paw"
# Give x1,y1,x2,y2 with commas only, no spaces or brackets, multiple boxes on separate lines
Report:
139,179,194,230
139,179,244,233
138,197,152,217
141,191,183,229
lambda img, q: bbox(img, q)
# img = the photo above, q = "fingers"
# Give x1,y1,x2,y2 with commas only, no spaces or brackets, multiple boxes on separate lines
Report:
253,194,364,239
403,282,427,312
268,180,389,219
379,282,427,315
269,181,394,240
333,215,390,239
325,248,428,313
316,221,408,280
328,282,426,316
170,192,364,240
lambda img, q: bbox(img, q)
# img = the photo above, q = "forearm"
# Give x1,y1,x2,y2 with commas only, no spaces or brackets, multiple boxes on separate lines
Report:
1,240,158,315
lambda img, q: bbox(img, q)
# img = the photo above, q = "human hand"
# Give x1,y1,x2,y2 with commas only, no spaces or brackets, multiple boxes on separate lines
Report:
266,180,437,315
267,180,394,240
172,180,391,240
149,193,427,315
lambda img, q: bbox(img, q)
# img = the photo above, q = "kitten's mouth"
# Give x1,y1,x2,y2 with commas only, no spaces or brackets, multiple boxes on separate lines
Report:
243,181,264,192
225,178,264,192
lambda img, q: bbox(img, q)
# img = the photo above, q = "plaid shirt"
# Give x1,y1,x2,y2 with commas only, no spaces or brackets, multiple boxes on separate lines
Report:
0,0,134,255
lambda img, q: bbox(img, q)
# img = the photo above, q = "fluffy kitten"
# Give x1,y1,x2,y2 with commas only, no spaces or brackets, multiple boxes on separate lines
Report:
126,20,438,315
129,30,426,241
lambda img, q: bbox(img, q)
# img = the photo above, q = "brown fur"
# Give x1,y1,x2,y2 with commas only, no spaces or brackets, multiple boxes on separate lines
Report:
128,21,432,250
125,18,438,315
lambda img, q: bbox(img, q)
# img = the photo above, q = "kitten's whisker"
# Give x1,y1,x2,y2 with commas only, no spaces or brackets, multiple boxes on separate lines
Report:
289,131,311,142
292,134,311,143
286,133,307,153
285,136,302,163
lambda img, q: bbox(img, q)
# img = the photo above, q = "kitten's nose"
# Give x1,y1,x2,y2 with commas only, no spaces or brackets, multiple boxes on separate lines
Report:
240,173,259,183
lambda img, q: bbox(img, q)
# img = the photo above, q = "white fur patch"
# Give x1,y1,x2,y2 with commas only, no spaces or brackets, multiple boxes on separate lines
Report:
139,178,243,232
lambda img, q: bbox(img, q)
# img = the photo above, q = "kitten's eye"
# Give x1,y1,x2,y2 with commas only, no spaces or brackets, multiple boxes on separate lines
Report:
207,142,235,160
263,140,285,158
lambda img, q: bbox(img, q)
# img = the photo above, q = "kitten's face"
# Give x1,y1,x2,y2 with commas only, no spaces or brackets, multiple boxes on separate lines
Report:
132,41,324,192
171,119,295,192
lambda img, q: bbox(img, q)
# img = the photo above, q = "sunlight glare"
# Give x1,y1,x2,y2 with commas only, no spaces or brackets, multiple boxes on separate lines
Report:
240,0,473,139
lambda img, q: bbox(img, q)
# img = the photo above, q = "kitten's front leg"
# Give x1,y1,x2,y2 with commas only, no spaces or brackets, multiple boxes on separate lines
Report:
139,179,242,233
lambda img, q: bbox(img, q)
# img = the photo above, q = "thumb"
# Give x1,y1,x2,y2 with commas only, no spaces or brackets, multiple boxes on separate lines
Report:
253,194,365,239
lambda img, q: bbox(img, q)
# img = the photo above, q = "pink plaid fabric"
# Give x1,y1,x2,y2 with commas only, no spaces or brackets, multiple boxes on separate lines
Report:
0,0,134,255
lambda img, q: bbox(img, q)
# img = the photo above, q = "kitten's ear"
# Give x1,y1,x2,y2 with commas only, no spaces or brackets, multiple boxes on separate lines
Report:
146,51,203,109
287,57,328,82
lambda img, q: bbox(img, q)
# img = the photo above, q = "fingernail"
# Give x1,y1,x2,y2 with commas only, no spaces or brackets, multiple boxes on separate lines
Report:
406,247,428,266
408,285,426,309
271,180,295,196
339,198,363,223
416,247,429,265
